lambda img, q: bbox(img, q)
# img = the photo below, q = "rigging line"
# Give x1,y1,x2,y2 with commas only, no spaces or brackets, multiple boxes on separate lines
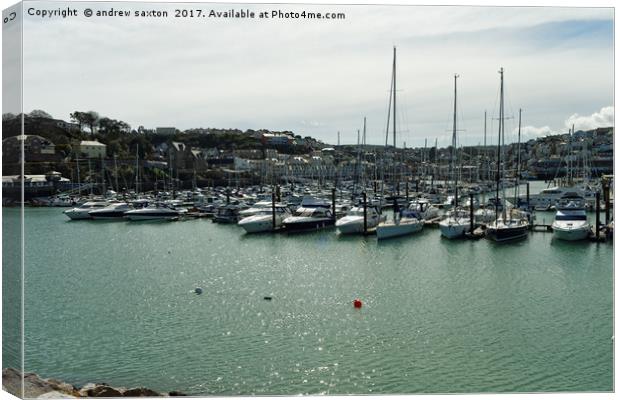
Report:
384,69,394,147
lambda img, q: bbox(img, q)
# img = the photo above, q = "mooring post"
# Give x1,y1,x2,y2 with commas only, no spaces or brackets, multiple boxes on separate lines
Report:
596,191,601,239
276,185,281,203
332,188,337,222
226,189,230,205
469,193,474,233
415,180,419,193
526,182,530,210
272,189,277,231
362,191,368,234
604,183,610,225
373,181,377,194
455,186,459,208
405,181,409,203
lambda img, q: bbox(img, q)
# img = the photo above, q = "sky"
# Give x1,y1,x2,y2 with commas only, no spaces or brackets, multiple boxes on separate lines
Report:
5,0,615,147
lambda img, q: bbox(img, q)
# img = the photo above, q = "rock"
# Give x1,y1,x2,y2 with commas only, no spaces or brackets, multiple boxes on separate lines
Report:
46,378,78,395
123,387,161,397
82,385,123,397
37,390,77,398
2,368,76,398
168,391,187,396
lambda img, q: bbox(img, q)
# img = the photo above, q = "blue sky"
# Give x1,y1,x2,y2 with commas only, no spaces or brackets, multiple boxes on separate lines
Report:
9,1,615,147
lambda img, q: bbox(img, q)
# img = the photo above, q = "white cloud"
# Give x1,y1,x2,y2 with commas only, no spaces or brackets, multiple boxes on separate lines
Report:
564,106,614,131
516,125,555,140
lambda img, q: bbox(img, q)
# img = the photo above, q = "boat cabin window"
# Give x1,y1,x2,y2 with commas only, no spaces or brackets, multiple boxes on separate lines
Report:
555,214,587,221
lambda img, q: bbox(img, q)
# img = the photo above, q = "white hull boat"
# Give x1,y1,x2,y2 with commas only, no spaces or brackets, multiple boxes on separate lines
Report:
376,217,423,240
439,217,470,239
336,206,384,234
238,207,291,233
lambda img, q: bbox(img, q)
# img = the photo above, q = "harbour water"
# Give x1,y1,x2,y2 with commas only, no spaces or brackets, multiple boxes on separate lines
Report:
2,183,613,395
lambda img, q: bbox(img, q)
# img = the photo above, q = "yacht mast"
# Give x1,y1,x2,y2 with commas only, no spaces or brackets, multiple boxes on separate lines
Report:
76,151,81,197
495,68,504,222
392,46,397,150
452,74,459,206
514,108,522,204
135,144,139,194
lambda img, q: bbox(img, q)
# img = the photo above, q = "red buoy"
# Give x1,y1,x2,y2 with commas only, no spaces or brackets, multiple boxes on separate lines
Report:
353,299,363,308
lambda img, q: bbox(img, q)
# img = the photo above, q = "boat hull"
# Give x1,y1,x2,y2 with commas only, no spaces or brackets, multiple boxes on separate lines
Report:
63,210,93,220
88,211,127,220
282,218,335,232
486,225,529,242
238,215,285,233
335,216,379,234
376,219,422,240
125,213,179,221
552,223,591,241
439,220,469,239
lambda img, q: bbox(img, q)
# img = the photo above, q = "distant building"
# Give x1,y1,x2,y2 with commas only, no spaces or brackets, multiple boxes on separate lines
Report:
261,133,293,146
156,127,177,135
77,140,106,158
2,135,57,163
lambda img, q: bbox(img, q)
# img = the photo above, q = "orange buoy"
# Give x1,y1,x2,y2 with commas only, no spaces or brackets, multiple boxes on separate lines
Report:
353,299,363,308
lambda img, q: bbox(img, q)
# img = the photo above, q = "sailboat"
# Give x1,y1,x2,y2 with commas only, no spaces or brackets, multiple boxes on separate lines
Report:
486,68,529,242
439,74,471,239
376,46,424,240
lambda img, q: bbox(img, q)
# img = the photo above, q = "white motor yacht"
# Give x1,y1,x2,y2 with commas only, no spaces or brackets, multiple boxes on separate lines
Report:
409,198,440,220
238,205,291,233
552,195,590,241
88,203,132,220
124,204,185,221
63,201,110,220
282,196,334,232
335,206,385,234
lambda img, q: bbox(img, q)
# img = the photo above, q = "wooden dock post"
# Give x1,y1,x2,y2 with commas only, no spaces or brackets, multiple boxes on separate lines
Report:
405,181,409,203
271,189,277,231
331,188,337,222
596,191,601,239
469,193,474,233
276,185,281,203
604,183,610,225
526,182,530,209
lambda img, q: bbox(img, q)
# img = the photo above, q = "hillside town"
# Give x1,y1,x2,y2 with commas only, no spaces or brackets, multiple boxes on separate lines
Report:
1,110,613,202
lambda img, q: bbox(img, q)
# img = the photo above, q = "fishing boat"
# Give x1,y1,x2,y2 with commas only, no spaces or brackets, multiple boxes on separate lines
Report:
486,68,529,242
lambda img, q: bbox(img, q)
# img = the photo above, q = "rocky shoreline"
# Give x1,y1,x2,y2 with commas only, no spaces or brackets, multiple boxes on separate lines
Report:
2,368,186,398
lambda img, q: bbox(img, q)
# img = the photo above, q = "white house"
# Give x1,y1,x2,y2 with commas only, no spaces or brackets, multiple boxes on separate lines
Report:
78,140,107,158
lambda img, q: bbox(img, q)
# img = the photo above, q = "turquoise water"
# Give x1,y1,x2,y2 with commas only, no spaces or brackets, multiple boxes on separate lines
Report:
2,193,613,394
